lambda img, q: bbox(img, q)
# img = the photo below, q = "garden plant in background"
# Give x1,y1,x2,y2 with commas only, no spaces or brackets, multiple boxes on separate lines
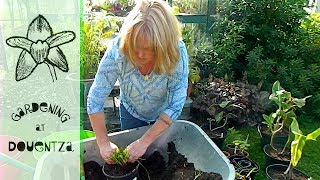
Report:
193,77,266,127
81,12,117,79
262,81,311,151
206,0,320,118
266,118,320,179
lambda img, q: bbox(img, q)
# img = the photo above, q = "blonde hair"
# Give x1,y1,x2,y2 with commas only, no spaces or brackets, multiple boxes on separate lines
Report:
120,0,181,75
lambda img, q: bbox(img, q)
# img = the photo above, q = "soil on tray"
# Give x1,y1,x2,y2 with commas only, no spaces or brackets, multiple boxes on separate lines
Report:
139,142,222,180
84,142,223,180
268,168,308,180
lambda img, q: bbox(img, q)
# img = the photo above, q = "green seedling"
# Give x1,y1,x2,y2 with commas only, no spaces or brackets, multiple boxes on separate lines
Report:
109,148,129,166
233,134,250,155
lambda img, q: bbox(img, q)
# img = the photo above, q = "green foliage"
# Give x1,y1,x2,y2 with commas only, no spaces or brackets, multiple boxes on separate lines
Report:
263,81,311,148
210,18,246,79
233,134,250,154
86,0,135,16
283,118,320,179
81,13,117,79
189,61,201,84
202,0,320,118
110,148,129,166
290,118,320,167
225,127,244,145
172,0,207,14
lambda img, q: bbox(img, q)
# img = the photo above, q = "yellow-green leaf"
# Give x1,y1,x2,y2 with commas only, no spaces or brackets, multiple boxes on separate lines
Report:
306,127,320,141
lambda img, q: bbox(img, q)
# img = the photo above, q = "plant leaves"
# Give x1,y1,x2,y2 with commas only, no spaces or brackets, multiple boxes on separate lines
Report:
263,114,274,125
272,80,282,94
291,117,303,135
293,95,312,108
219,100,230,108
306,127,320,141
291,134,306,167
215,112,224,123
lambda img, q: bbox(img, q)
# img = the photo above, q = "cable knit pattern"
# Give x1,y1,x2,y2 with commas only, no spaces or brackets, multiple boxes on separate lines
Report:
87,36,188,122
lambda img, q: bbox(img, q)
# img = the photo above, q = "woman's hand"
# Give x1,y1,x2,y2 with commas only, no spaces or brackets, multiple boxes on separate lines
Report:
99,142,118,164
126,139,150,163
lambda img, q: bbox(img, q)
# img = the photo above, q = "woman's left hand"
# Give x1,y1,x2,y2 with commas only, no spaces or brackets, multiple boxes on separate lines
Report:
126,138,150,163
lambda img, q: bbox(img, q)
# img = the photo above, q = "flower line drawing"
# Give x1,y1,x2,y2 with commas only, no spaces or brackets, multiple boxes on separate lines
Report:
6,14,76,82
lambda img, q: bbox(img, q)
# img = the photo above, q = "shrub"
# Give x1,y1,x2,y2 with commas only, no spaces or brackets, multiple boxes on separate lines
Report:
200,0,320,118
192,77,268,126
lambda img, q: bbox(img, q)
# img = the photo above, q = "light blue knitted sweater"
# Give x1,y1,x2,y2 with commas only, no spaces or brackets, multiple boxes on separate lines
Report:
87,37,189,122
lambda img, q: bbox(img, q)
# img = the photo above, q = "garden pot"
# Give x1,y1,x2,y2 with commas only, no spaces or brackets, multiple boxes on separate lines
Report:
0,135,24,180
230,156,259,180
226,144,249,157
263,144,290,167
202,124,227,149
258,124,289,149
102,162,139,180
266,164,309,180
223,151,231,159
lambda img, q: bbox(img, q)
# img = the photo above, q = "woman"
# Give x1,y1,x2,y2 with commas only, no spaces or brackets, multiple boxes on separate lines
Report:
87,0,188,164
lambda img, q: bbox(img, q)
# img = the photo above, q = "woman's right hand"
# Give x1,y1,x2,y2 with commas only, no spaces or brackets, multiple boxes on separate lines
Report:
99,142,118,164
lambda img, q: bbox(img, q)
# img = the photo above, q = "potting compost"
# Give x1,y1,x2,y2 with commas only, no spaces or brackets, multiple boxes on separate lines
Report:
84,142,222,180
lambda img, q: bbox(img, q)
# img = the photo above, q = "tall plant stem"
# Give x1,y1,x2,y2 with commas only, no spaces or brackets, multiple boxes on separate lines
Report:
281,126,291,154
284,162,293,180
211,113,236,132
270,122,284,150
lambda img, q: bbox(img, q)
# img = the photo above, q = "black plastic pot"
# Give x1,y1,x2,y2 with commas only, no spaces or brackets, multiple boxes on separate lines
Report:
226,144,249,157
202,124,227,149
266,164,309,180
258,124,289,149
102,163,139,180
263,144,290,167
230,156,260,180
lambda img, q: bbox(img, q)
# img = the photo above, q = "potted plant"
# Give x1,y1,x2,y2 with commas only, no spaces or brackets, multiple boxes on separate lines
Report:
102,147,139,180
230,156,259,180
227,134,250,157
261,81,311,166
203,100,237,149
266,118,320,179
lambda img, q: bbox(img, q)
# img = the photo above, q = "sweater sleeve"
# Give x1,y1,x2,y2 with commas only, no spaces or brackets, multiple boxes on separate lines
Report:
163,41,189,121
86,38,120,114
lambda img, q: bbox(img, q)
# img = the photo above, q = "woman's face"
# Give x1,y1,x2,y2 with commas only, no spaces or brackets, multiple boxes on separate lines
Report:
135,39,155,65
